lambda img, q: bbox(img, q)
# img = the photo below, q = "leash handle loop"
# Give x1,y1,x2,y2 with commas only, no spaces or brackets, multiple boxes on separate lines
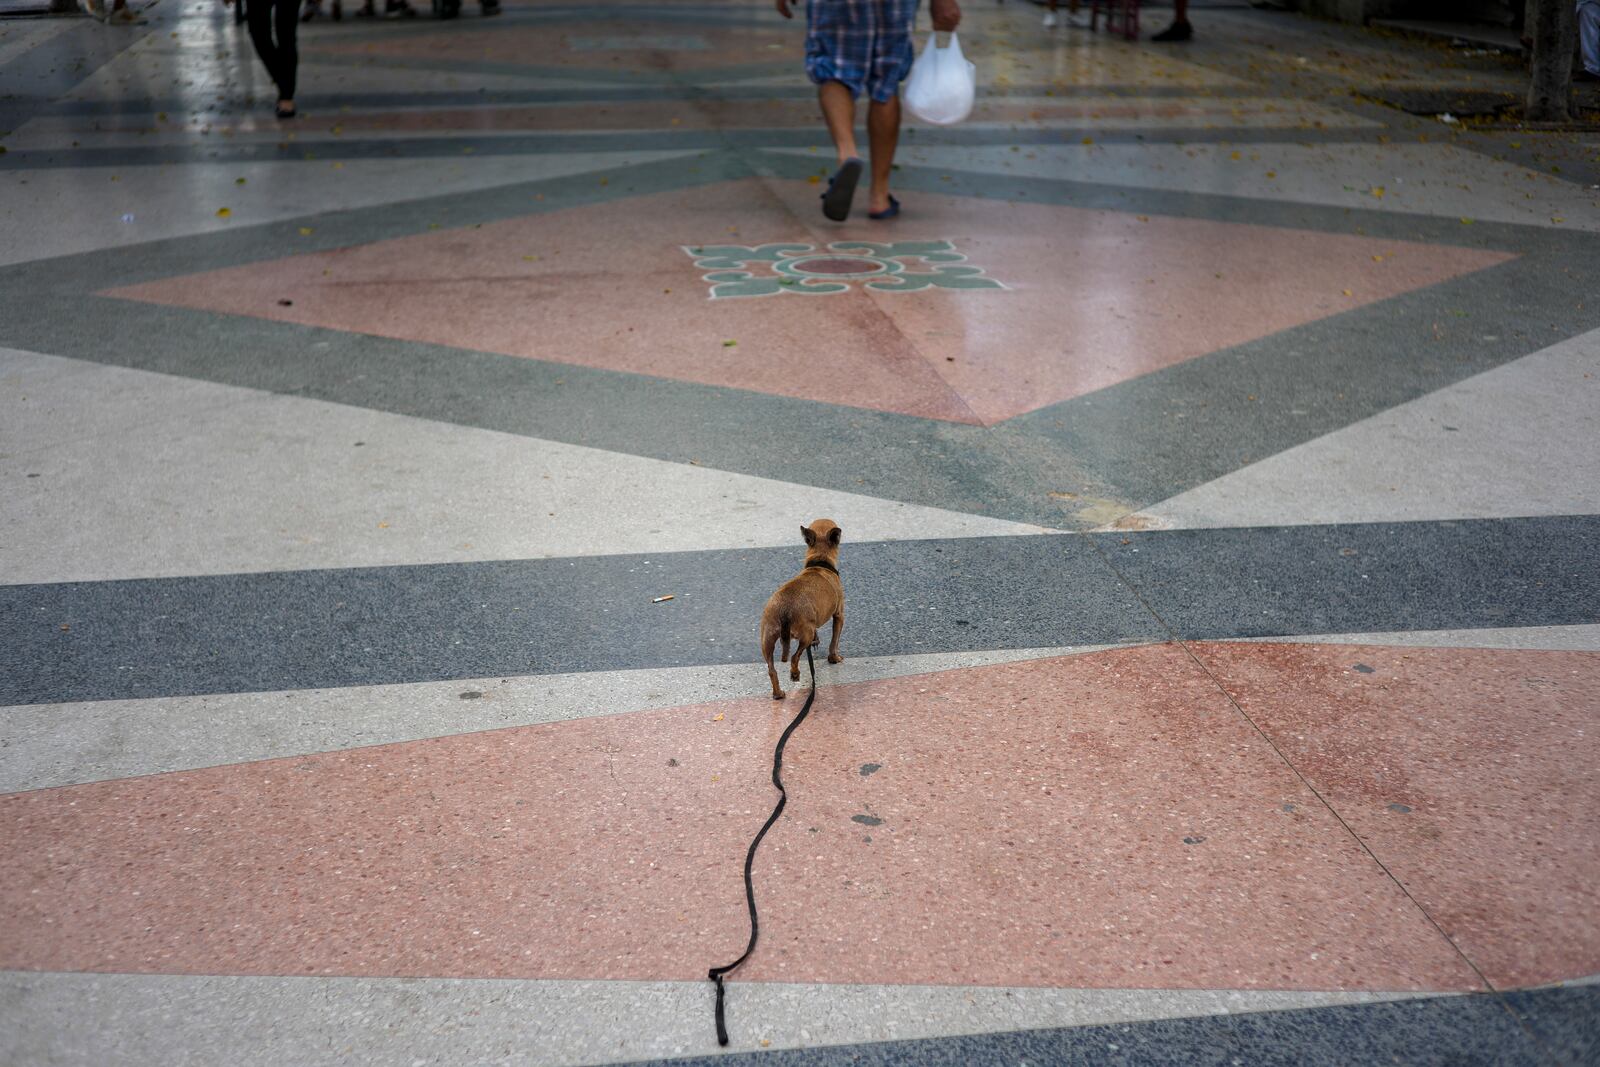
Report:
707,645,817,1046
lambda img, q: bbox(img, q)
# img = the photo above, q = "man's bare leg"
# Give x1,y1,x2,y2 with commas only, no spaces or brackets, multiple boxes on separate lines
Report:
818,80,859,162
866,95,900,215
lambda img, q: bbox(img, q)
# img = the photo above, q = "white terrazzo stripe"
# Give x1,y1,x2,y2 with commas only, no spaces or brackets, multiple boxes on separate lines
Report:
0,151,703,267
1233,625,1600,652
890,143,1600,233
0,970,1432,1067
0,348,1052,586
1121,328,1600,531
0,17,78,68
0,644,1128,793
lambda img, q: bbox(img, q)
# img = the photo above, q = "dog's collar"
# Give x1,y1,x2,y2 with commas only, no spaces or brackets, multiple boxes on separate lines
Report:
804,559,839,575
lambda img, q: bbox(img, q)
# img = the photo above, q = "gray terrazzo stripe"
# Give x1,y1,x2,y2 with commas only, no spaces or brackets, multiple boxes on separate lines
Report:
0,126,1409,172
1098,515,1600,641
612,988,1585,1067
35,83,1269,119
3,517,1595,706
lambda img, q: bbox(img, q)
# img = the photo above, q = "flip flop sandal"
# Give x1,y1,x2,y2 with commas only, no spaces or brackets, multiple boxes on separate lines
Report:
820,157,863,222
868,195,900,221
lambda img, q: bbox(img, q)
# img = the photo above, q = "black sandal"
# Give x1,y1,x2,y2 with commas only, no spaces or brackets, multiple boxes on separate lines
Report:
821,157,863,222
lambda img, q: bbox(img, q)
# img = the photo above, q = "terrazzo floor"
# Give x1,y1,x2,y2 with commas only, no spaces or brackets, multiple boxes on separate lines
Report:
1,1,1597,1064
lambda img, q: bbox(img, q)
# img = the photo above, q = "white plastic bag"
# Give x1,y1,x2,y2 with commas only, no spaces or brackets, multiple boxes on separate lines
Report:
903,32,976,126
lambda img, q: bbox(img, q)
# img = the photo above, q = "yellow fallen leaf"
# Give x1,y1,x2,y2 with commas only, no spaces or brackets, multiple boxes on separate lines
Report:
235,177,247,185
1342,288,1353,296
332,162,343,170
1265,171,1277,178
723,340,737,347
712,713,724,722
1081,136,1094,145
1370,186,1384,198
216,207,231,218
806,174,820,184
1229,150,1241,160
378,521,390,528
1460,217,1474,225
299,227,313,236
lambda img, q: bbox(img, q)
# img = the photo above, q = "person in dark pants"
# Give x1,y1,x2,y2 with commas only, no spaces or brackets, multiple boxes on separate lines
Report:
1151,0,1191,41
246,0,300,119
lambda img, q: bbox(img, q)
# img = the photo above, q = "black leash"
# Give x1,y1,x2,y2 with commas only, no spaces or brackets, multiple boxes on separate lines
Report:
708,643,818,1047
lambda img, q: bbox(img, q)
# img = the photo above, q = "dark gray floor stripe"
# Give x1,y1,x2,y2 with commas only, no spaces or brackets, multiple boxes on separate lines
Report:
606,987,1588,1067
1502,985,1600,1066
0,534,1160,706
1099,515,1600,640
3,517,1595,706
33,81,1271,120
0,125,1402,172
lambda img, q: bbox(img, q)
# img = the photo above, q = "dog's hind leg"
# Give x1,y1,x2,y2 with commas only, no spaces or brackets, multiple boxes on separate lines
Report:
761,627,786,700
788,622,815,681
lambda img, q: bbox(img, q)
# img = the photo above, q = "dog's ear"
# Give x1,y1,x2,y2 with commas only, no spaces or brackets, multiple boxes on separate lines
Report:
828,526,842,546
801,524,817,547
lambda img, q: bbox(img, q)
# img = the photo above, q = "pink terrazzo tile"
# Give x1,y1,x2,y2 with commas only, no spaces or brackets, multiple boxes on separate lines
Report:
1190,642,1600,990
105,179,1514,425
0,646,1483,991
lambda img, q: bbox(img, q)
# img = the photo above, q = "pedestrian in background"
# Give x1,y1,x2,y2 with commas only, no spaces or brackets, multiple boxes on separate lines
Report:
778,0,963,221
1151,0,1191,41
243,0,300,118
1579,0,1600,81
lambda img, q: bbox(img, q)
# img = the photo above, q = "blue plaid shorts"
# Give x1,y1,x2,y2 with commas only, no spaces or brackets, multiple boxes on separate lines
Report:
806,0,920,103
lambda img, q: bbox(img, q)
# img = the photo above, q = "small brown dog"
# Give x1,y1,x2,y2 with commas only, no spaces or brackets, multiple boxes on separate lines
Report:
759,519,845,700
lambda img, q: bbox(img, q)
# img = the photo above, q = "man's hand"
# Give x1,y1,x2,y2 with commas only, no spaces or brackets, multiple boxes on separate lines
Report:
930,0,961,31
775,0,793,18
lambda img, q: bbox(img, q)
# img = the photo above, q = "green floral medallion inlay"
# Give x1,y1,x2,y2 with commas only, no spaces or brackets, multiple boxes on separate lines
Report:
682,240,1005,299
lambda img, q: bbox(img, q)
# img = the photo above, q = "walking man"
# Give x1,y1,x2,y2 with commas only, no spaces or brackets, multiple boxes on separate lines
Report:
778,0,962,221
